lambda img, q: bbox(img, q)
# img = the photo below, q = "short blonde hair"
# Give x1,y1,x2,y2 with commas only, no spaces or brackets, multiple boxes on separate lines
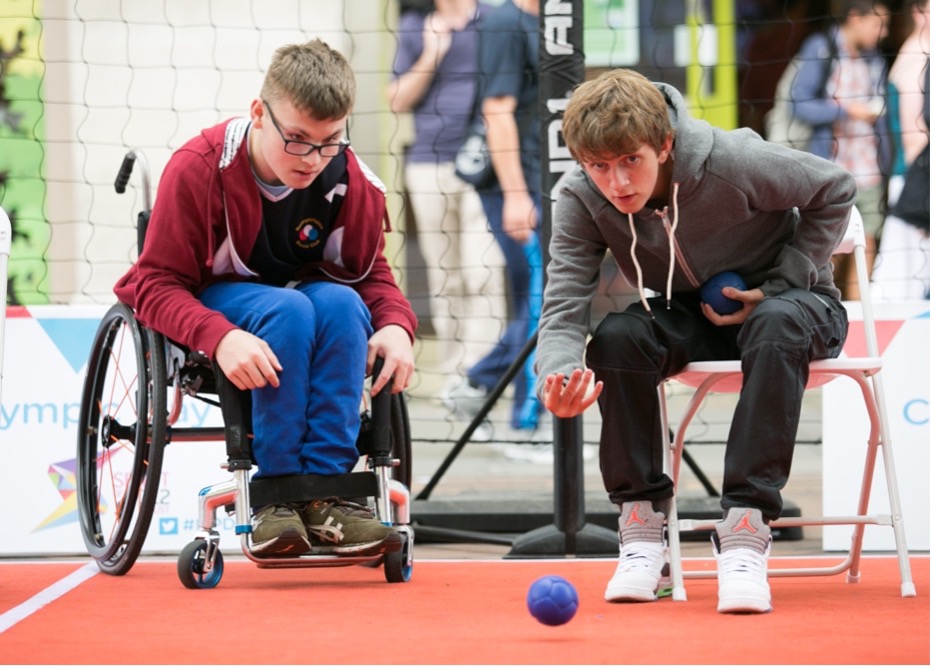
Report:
261,39,355,120
563,69,672,162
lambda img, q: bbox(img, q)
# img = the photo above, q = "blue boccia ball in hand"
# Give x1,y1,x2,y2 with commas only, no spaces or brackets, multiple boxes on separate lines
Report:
527,575,579,626
700,271,747,315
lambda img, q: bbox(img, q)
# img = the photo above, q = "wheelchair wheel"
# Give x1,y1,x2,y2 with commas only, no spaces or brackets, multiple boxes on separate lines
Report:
389,392,412,490
76,303,168,575
178,539,224,589
383,529,413,583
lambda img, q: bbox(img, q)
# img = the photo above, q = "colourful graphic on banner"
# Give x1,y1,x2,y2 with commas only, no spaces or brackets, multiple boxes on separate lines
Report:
34,458,78,531
35,318,101,372
0,2,48,305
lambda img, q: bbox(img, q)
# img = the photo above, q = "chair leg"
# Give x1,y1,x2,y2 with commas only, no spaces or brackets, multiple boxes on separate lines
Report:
659,384,688,601
844,372,916,596
871,375,917,597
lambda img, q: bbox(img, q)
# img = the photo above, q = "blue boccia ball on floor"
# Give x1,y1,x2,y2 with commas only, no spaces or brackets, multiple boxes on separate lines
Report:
700,271,747,315
527,575,579,626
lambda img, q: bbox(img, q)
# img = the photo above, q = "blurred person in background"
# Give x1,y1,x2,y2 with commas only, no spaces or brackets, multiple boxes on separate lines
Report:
789,0,891,299
440,0,558,464
388,0,506,400
871,0,930,300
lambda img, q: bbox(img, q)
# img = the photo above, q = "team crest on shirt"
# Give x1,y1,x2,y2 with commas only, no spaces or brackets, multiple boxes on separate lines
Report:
295,217,324,250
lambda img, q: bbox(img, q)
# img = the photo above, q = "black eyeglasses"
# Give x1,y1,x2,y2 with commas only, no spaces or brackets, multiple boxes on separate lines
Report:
263,101,350,158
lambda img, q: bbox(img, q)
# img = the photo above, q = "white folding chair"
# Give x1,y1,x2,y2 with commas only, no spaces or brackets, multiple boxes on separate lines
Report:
658,207,916,602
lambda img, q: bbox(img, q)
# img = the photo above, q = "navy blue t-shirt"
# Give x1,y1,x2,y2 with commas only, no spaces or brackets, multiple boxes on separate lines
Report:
249,153,348,286
476,0,540,193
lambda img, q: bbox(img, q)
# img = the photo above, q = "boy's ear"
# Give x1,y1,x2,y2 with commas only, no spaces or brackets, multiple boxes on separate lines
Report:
249,98,265,128
658,134,674,162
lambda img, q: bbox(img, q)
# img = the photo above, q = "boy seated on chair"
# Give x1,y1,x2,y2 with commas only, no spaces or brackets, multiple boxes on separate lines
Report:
536,69,855,613
114,39,417,557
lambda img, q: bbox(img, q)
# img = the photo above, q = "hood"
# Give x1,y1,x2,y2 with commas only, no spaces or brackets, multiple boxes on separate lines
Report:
658,82,715,203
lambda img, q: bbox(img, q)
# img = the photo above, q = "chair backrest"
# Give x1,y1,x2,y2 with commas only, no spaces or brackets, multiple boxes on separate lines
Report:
833,206,865,256
836,207,882,360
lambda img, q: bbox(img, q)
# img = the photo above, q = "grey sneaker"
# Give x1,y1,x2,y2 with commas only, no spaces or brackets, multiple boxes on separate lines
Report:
503,441,554,464
441,378,488,419
302,498,396,555
713,507,772,614
605,501,672,602
251,504,312,556
500,425,598,464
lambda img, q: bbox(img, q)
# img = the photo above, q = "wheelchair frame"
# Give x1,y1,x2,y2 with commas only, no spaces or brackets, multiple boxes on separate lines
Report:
75,151,414,588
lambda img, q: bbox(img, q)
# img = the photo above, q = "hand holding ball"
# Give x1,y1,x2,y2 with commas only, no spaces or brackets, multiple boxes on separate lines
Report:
700,271,747,315
527,575,579,626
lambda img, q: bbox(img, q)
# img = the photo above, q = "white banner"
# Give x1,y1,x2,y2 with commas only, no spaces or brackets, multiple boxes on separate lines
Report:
822,300,930,551
0,305,241,556
2,303,929,557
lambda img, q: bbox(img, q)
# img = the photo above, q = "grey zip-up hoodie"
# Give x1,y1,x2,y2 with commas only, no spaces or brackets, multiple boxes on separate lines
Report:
535,82,857,399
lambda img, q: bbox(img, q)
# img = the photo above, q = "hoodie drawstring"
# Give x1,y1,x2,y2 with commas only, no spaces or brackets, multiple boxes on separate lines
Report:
629,181,681,315
627,212,651,314
665,182,680,309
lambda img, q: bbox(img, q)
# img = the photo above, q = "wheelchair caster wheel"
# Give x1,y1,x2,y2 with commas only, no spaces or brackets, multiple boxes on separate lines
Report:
178,539,224,589
383,532,412,583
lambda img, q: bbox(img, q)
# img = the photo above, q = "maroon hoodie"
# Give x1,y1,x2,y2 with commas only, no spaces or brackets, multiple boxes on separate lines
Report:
114,118,417,358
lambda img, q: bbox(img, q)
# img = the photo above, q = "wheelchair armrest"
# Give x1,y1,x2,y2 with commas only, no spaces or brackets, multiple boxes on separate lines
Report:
212,360,253,467
356,356,393,458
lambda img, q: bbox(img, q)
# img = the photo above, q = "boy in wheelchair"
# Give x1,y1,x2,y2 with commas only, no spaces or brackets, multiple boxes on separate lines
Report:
113,39,417,557
535,70,856,613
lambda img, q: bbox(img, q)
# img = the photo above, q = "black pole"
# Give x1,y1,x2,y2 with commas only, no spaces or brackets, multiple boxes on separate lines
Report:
506,0,617,557
553,413,586,552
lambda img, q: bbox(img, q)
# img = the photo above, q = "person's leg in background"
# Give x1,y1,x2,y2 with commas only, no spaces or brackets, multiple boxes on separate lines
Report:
404,161,462,385
451,169,508,373
405,162,507,383
444,188,548,461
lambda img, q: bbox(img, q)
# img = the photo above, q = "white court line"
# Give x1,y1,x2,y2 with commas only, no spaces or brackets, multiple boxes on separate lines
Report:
0,561,99,634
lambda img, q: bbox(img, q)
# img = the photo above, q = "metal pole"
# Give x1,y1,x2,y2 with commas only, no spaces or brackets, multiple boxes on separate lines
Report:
505,0,617,557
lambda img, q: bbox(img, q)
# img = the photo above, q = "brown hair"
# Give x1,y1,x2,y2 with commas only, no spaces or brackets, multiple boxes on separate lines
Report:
562,69,672,163
260,39,355,120
832,0,889,22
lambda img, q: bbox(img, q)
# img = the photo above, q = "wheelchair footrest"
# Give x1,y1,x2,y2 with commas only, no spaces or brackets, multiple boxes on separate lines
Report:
249,471,379,508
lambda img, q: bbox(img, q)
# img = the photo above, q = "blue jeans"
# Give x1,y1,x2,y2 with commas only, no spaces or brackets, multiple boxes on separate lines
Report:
199,281,372,478
472,190,543,430
585,289,848,519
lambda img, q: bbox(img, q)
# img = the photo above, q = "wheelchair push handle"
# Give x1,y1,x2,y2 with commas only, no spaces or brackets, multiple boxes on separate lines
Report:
114,154,135,194
114,149,153,214
114,149,154,257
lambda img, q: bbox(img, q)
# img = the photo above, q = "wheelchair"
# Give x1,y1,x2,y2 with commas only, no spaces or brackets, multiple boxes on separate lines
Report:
75,150,414,588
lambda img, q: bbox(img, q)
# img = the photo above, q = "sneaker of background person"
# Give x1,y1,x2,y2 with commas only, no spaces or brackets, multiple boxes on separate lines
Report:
503,441,554,464
500,424,598,465
441,377,488,419
605,501,672,602
473,417,495,442
251,504,312,556
712,506,772,614
302,498,397,555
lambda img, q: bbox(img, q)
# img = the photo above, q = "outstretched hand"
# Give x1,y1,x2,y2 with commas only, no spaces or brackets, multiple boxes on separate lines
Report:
542,369,603,418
